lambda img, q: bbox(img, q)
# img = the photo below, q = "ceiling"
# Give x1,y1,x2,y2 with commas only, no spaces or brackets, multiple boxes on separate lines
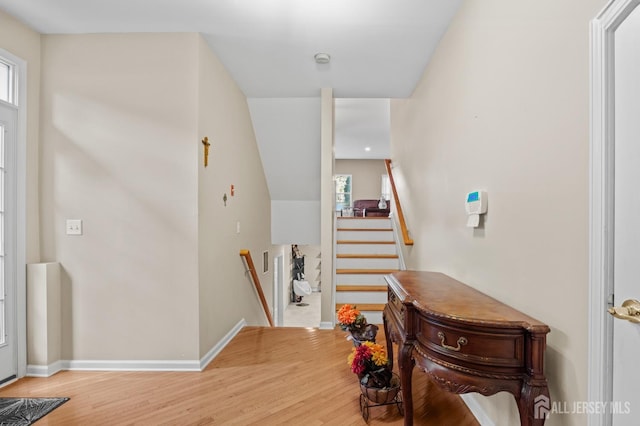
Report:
335,98,390,159
0,0,462,198
0,0,462,99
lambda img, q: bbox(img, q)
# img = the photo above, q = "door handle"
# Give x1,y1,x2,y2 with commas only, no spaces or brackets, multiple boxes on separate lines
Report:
608,299,640,323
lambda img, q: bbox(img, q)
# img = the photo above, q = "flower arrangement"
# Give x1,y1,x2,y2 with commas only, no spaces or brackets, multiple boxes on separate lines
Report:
337,304,367,332
337,304,379,343
347,341,393,388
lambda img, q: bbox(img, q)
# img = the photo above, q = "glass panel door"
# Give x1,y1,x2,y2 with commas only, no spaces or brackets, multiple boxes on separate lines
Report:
0,103,16,383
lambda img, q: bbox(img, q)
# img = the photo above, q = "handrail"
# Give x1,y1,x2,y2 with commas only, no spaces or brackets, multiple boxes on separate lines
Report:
239,249,274,327
384,159,414,246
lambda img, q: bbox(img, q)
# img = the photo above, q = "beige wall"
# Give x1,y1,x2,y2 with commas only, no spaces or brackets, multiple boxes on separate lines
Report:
0,9,41,263
196,35,274,356
335,159,387,202
39,33,200,361
390,0,606,424
39,32,273,362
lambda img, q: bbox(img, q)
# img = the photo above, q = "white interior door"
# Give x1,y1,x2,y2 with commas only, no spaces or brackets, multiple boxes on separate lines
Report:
0,101,16,384
612,3,640,424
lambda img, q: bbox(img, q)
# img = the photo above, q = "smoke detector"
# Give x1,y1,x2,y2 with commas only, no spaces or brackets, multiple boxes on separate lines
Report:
314,53,331,64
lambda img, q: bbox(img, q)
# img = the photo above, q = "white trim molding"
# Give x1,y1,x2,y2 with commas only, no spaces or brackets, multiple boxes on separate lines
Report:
389,212,407,271
0,48,28,380
62,359,202,372
30,359,202,375
589,1,640,425
26,318,247,376
318,321,334,330
27,361,65,378
199,318,246,370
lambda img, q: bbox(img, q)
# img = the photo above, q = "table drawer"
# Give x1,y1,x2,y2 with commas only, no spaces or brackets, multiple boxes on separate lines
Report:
416,317,525,368
387,289,406,321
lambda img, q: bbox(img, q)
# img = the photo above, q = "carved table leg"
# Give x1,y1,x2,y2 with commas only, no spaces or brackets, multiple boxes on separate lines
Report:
383,310,394,370
518,331,550,426
517,381,550,426
399,342,415,426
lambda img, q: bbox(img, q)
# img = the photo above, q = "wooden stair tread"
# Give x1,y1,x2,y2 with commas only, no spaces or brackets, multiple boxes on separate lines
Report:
335,303,385,312
336,285,387,292
337,228,392,232
337,217,390,220
336,269,398,274
334,213,398,317
337,240,395,244
336,254,398,259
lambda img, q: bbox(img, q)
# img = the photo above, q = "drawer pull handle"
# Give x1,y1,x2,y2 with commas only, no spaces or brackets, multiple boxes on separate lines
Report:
438,331,468,352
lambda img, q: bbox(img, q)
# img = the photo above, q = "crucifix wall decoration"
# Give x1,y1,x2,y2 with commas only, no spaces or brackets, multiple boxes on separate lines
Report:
201,136,211,167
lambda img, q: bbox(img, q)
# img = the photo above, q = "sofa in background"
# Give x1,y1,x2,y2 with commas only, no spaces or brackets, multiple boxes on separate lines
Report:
353,199,390,217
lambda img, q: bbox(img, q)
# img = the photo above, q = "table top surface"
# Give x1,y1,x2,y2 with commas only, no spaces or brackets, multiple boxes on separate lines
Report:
386,271,549,332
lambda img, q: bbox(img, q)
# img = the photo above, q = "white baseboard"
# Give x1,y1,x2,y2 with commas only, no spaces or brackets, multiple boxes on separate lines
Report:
62,359,201,372
199,318,246,370
26,360,64,377
26,318,247,375
318,321,334,329
460,394,495,426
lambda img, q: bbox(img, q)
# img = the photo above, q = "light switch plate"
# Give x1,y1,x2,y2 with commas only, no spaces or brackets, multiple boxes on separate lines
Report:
66,219,83,235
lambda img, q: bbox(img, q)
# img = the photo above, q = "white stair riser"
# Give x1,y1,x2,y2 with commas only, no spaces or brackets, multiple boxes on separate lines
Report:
335,311,384,326
337,230,394,241
336,291,388,305
336,218,392,229
336,257,399,269
336,243,397,255
337,284,388,292
333,217,397,329
361,311,383,325
336,274,389,285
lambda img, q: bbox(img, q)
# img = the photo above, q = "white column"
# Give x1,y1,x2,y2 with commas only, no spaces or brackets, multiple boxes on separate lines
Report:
320,88,335,327
26,262,61,375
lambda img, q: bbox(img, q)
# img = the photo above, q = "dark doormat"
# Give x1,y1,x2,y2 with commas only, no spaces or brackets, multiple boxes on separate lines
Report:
0,397,69,425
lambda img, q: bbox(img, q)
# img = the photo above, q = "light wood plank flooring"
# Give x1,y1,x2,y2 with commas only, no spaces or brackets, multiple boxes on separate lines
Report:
0,327,479,425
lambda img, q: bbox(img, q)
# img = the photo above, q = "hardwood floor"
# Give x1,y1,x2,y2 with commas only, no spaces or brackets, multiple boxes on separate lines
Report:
0,327,479,425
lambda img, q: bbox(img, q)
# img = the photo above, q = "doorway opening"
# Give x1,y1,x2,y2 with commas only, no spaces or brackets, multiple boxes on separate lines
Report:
283,244,321,327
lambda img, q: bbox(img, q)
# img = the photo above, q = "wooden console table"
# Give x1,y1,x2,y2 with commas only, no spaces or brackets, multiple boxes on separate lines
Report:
383,271,550,425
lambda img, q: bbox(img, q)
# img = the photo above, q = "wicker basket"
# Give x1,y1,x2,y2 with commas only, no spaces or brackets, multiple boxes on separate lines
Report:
359,374,401,404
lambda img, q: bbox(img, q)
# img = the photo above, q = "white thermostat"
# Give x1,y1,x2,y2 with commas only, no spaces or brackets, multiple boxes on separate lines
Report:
465,190,487,227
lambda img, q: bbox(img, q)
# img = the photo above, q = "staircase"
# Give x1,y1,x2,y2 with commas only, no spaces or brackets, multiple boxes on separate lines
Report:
334,216,400,324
